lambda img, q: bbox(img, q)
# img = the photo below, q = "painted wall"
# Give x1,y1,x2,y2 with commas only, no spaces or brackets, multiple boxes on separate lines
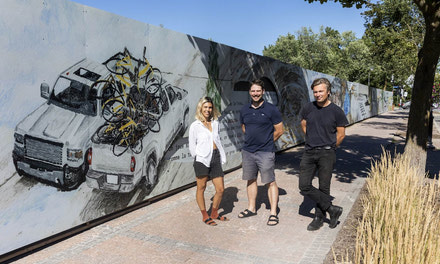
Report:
0,0,392,255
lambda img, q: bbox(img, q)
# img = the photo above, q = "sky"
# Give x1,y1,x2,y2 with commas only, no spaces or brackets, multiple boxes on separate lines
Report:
73,0,367,55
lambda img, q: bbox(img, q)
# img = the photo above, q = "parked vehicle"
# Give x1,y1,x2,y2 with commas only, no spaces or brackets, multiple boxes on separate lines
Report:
86,84,189,193
12,59,112,190
401,101,411,109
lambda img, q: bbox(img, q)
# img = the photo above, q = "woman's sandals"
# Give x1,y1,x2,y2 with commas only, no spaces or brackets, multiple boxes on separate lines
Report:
203,215,229,226
204,217,217,226
214,215,229,221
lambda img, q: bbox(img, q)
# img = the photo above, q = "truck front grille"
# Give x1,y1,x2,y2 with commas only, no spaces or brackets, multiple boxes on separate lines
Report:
25,136,63,165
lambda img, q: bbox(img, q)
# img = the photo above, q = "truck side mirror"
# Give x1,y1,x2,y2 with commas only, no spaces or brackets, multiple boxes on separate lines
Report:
40,83,50,99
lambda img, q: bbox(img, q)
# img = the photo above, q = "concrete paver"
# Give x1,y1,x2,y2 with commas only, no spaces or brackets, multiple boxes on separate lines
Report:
6,110,440,264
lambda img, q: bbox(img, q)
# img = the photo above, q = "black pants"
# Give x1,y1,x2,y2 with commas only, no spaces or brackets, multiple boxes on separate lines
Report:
298,148,336,218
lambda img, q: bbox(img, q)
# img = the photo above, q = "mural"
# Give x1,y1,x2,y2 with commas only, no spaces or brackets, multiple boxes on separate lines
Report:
0,0,393,258
88,48,189,193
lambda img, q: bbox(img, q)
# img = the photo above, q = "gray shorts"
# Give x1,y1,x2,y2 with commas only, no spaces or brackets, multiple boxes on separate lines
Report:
241,149,276,184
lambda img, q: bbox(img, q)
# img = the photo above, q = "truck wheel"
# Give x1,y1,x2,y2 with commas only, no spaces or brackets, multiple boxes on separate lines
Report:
62,156,88,191
62,168,84,191
12,158,24,176
144,156,157,190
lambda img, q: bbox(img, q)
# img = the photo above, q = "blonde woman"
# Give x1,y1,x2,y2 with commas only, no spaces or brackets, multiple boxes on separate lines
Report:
189,96,227,226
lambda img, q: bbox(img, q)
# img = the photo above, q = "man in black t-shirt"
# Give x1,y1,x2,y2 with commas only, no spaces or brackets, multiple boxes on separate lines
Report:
299,77,348,231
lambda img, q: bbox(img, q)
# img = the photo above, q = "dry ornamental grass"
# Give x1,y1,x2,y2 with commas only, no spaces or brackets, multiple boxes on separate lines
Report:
335,150,440,264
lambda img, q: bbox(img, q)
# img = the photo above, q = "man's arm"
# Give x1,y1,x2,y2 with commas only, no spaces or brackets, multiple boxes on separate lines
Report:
241,124,246,134
300,119,307,134
273,122,284,141
336,126,346,147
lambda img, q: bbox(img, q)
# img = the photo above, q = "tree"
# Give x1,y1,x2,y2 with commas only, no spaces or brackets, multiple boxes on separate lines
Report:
307,0,440,173
263,27,332,74
263,27,372,83
306,0,368,8
340,31,372,83
362,0,423,91
405,0,440,172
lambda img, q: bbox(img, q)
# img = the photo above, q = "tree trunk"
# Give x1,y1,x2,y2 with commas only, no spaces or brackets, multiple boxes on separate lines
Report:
405,2,440,174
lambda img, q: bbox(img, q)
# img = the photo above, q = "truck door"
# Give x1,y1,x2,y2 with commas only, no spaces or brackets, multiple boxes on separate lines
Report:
165,85,179,133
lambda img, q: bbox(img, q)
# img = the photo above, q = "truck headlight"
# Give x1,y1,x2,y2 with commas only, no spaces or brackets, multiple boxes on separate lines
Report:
14,133,24,144
67,148,83,161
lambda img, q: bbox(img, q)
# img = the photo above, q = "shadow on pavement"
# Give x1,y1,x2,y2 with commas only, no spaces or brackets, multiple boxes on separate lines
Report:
215,186,239,216
427,149,440,179
298,196,315,218
275,149,302,176
255,185,287,213
335,134,391,183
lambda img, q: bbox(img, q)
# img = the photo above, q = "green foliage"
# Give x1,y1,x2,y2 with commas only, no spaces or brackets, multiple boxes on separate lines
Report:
263,27,372,83
362,0,424,91
305,0,368,9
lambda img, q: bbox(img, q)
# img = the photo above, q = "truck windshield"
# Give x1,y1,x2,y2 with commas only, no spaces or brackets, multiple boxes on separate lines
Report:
49,77,97,116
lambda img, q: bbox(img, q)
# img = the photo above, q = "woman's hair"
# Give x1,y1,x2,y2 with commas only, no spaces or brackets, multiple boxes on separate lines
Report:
195,96,220,121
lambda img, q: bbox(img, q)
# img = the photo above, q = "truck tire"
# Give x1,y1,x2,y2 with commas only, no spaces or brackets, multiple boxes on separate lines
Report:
62,164,86,191
12,156,24,176
144,155,157,190
61,150,89,191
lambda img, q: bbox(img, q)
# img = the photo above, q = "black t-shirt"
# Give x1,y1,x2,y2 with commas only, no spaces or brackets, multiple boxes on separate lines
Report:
300,102,348,150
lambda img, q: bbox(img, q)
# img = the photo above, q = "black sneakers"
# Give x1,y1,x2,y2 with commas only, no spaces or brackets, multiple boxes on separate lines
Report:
327,205,343,228
307,217,324,231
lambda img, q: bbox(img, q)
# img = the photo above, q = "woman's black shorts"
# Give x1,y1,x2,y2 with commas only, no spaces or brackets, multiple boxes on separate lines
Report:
193,149,224,178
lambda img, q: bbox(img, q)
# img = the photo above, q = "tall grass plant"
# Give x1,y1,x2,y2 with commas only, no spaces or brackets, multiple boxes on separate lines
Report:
353,150,440,263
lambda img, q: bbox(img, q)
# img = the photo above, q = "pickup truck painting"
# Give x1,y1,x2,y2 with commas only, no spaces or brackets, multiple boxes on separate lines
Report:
12,58,110,190
12,48,188,191
86,83,189,193
85,48,190,193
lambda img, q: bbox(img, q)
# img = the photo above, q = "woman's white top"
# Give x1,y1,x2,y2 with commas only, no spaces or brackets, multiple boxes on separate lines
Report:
189,119,226,167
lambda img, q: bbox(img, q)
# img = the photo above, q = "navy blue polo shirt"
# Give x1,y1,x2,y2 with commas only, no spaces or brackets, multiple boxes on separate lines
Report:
240,101,283,153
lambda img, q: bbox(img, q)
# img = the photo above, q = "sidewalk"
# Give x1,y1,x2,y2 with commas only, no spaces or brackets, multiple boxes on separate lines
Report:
8,110,440,264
